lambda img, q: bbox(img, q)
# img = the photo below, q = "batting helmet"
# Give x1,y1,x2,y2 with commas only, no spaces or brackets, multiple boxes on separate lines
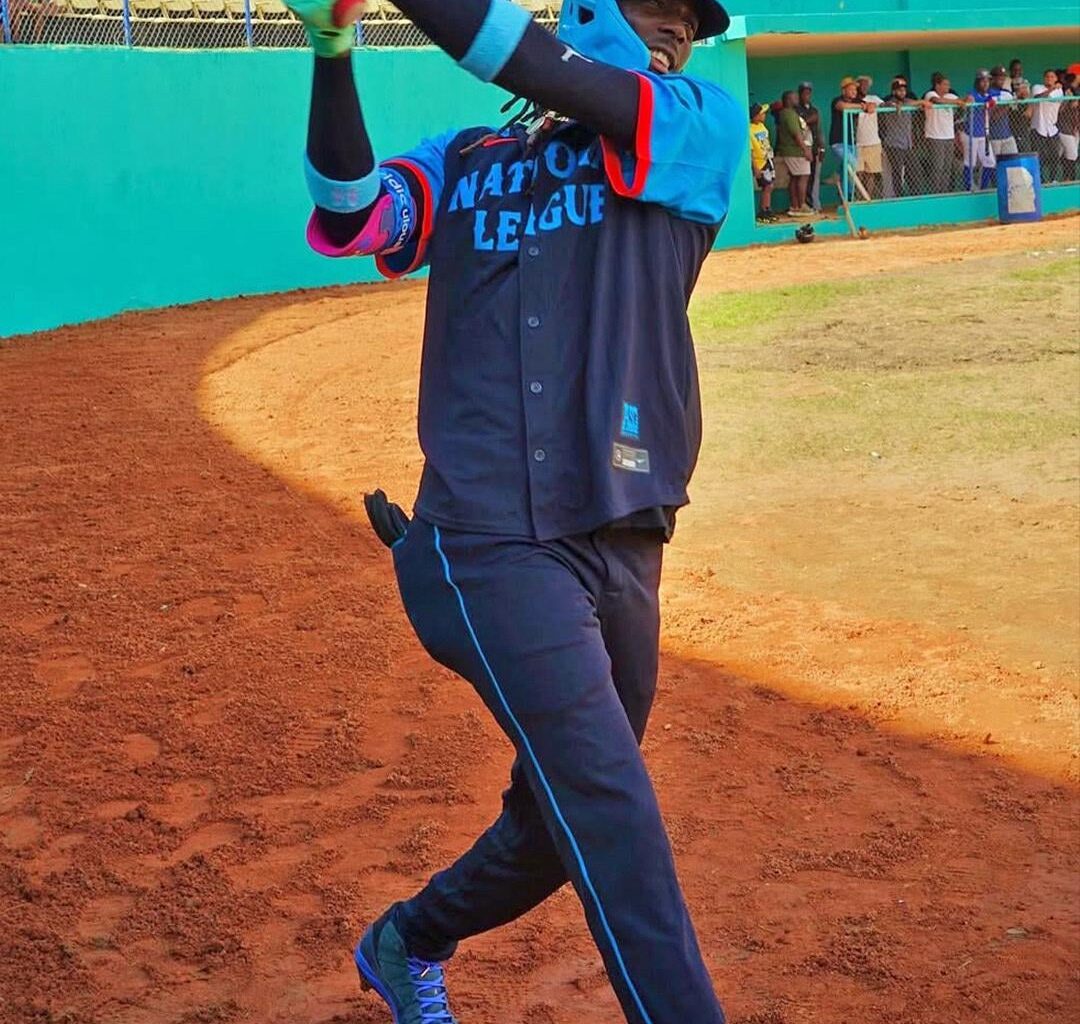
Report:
557,0,730,71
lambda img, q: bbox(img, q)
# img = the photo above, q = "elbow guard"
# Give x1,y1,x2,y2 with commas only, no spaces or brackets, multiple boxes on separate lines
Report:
307,166,417,258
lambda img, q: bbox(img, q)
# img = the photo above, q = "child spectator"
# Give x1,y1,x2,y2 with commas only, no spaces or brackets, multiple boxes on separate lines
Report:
923,72,964,194
855,74,884,198
750,103,778,221
962,69,996,189
1031,69,1064,182
775,89,814,216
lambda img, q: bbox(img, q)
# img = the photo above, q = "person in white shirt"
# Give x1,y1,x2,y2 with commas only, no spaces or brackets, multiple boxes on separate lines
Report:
1031,68,1064,182
855,74,883,197
922,71,966,194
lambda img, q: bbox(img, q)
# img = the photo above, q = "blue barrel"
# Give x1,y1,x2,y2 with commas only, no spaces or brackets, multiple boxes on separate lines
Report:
996,153,1042,223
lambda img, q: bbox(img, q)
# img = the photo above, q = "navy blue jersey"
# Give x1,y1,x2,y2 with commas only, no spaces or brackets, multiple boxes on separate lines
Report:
334,71,742,541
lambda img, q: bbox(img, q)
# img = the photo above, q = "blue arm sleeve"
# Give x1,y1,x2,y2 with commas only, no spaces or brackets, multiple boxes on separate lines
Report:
600,72,746,226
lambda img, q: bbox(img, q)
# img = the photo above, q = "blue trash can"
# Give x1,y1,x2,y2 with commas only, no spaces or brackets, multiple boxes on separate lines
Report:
996,153,1042,223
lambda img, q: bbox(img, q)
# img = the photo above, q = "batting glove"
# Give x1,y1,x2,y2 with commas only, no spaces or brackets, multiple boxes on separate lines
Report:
287,0,370,59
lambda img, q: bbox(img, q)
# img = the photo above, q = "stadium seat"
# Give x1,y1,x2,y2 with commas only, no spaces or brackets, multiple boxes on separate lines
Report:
130,0,165,16
100,0,123,13
162,0,195,15
256,0,289,18
68,0,101,12
224,0,247,17
193,0,225,15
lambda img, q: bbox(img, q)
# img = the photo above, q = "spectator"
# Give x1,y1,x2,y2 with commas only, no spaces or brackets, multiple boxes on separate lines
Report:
881,77,922,197
1059,75,1079,182
961,69,996,189
775,89,814,216
855,74,884,198
749,103,778,221
1010,58,1030,96
988,65,1018,160
1031,68,1064,182
923,71,964,194
830,75,864,195
1010,80,1035,153
795,81,824,211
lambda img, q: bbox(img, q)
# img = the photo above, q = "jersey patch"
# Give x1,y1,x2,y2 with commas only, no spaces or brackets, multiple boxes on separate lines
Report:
621,402,640,440
612,443,650,473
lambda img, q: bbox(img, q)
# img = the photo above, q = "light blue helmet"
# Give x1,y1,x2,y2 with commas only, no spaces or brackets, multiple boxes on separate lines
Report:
556,0,730,72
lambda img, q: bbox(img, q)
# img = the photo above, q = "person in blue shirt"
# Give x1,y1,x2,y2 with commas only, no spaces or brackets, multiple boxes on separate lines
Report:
963,69,997,189
286,0,743,1021
987,64,1019,162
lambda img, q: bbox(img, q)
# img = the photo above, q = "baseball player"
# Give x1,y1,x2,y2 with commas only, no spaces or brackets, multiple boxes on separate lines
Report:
287,0,742,1020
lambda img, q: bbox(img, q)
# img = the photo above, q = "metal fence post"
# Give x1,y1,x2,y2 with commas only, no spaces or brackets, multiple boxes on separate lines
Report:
842,108,850,203
121,0,132,45
1,0,12,44
243,0,253,47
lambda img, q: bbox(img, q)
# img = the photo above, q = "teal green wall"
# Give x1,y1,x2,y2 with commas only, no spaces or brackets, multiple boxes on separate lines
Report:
2,39,1076,337
1,46,509,337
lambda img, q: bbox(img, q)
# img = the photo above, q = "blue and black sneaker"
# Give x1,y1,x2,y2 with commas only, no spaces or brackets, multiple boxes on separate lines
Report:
354,910,459,1024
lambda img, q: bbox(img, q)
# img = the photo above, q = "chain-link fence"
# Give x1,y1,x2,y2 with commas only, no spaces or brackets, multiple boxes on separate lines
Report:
0,0,560,48
837,95,1078,203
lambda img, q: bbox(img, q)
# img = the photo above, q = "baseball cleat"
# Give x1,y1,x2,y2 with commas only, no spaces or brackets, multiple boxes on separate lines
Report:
355,912,459,1024
285,0,372,56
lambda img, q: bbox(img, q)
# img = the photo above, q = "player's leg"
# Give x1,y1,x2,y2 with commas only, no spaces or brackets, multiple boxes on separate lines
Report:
393,528,665,957
387,517,723,1024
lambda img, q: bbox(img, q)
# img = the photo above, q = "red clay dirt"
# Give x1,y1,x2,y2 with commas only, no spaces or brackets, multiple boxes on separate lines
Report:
2,224,1078,1024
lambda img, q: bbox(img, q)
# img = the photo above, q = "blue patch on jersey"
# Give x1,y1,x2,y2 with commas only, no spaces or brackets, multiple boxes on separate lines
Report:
621,402,640,440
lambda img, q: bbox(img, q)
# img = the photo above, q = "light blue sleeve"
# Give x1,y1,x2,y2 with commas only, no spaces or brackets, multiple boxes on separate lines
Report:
600,72,746,225
377,129,460,278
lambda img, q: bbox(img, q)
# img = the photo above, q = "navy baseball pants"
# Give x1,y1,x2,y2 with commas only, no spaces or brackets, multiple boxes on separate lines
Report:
387,515,724,1024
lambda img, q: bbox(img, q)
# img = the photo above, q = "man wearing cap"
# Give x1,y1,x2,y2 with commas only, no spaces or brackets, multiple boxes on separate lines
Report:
830,75,865,196
880,76,925,197
796,81,824,210
988,65,1018,161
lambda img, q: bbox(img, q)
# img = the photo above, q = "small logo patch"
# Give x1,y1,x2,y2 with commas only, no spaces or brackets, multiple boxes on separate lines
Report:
621,402,640,440
612,443,650,474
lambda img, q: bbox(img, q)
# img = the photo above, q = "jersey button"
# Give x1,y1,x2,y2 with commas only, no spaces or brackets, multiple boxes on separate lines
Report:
527,245,540,257
529,381,543,395
533,448,547,462
526,315,541,328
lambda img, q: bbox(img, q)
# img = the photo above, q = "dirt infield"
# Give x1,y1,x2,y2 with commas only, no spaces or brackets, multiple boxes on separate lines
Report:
2,219,1078,1024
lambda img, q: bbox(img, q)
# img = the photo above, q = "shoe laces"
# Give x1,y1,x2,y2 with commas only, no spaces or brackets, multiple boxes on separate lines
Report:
407,957,457,1023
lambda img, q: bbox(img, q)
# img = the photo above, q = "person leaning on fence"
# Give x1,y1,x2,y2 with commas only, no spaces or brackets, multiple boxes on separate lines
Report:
750,102,778,221
1058,74,1079,182
922,72,965,194
1031,69,1065,183
961,70,997,190
829,76,863,196
775,90,814,216
855,75,884,198
1010,79,1035,154
987,65,1019,160
881,77,923,197
795,81,824,211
